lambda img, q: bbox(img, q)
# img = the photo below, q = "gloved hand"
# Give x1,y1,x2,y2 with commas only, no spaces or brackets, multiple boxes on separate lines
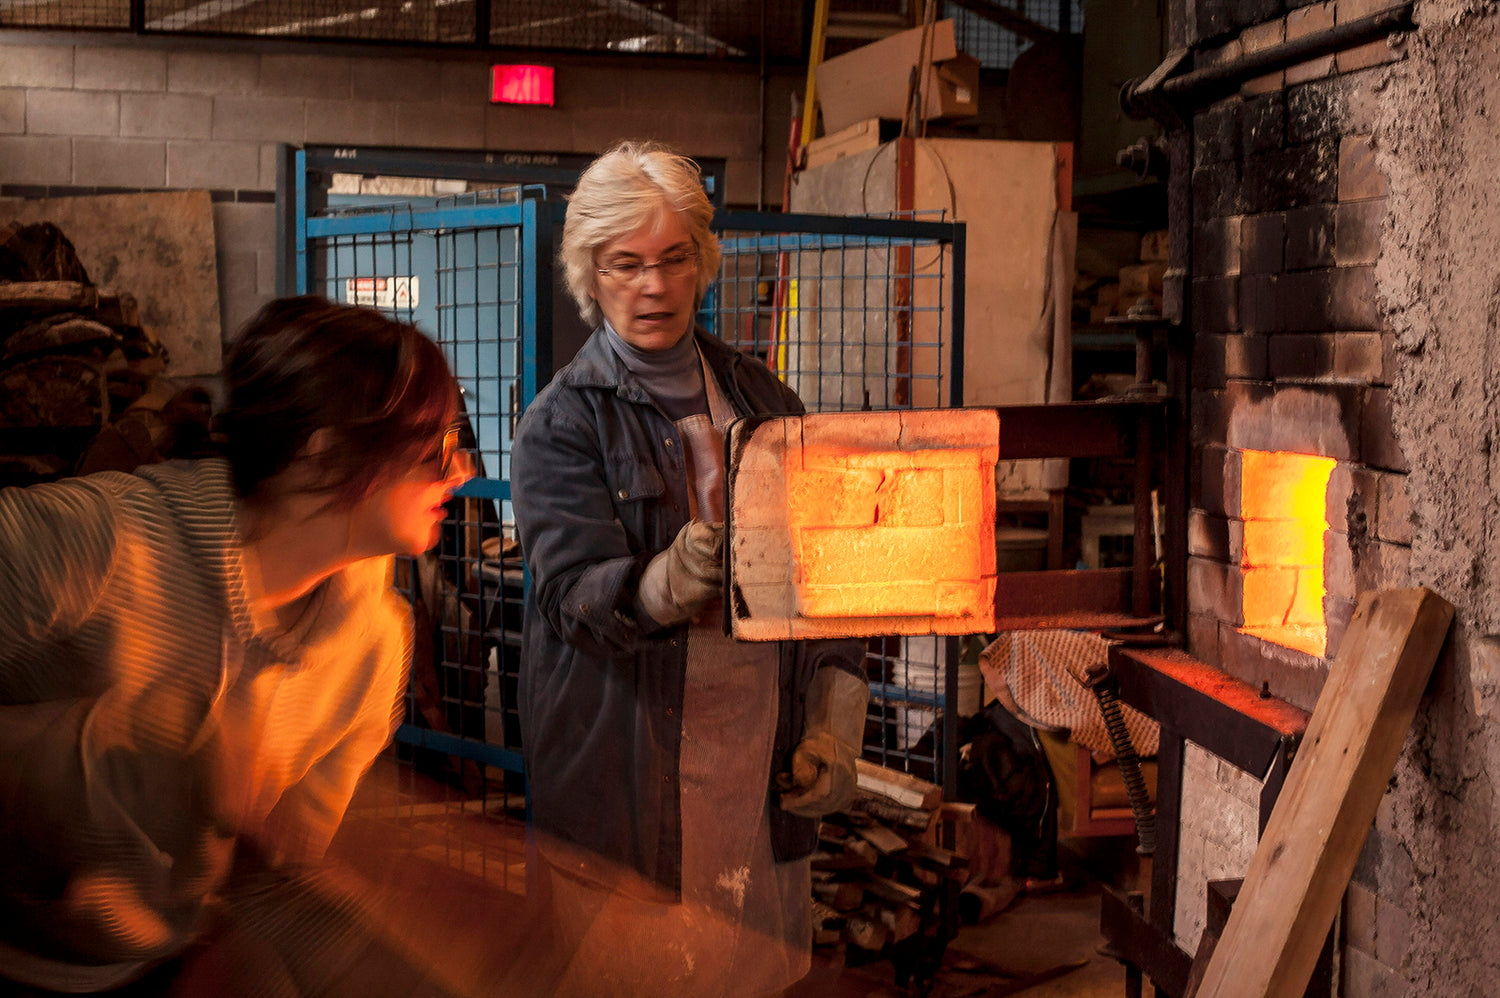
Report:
780,667,869,818
635,520,724,627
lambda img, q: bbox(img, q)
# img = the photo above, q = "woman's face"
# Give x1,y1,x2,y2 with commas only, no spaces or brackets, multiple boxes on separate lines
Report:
348,429,474,557
591,205,700,352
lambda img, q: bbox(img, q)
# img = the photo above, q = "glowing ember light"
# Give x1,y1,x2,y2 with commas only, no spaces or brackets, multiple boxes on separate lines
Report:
1238,450,1336,656
789,449,990,619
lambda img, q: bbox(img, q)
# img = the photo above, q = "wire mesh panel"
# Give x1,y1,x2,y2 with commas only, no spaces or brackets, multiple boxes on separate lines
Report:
3,0,794,56
707,209,970,790
299,186,554,893
0,0,127,28
942,0,1085,70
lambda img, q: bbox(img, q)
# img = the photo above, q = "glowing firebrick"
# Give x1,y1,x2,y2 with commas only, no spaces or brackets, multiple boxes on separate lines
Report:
729,409,998,641
1238,449,1335,657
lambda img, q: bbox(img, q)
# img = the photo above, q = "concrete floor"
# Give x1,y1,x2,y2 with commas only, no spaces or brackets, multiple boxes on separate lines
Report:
340,762,1142,997
792,862,1135,998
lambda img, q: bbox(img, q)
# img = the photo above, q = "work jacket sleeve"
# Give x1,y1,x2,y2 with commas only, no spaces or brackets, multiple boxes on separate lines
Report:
511,398,652,659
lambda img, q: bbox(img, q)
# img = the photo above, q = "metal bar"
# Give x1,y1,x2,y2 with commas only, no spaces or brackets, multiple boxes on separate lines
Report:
1100,885,1193,998
393,723,525,772
1132,409,1154,617
307,203,529,239
1124,3,1415,115
454,478,511,501
293,148,308,294
993,568,1133,619
949,221,966,407
942,635,959,798
715,209,959,242
1111,646,1309,775
475,0,491,47
1149,733,1183,936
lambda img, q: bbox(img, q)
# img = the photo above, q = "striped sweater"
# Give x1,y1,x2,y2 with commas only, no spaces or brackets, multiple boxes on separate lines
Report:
0,458,411,992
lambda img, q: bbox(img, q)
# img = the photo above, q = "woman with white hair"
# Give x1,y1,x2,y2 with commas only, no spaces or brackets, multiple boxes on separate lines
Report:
510,141,869,996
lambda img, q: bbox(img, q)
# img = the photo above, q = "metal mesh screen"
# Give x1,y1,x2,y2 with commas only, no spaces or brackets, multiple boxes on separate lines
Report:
304,193,531,890
943,0,1086,70
706,210,966,787
2,0,798,58
0,0,128,28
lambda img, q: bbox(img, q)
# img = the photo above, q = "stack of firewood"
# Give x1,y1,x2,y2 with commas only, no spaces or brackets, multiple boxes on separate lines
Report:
810,759,970,956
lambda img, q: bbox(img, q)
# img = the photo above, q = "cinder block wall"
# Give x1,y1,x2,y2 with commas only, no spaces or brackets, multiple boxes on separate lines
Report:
1,32,796,347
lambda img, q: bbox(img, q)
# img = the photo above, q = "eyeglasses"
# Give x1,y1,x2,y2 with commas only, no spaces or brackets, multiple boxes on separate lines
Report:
595,250,698,286
438,424,473,480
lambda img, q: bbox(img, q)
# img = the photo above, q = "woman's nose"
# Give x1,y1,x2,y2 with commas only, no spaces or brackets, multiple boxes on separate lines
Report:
446,450,477,485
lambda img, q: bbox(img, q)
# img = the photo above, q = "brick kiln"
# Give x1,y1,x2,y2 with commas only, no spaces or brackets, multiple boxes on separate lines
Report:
1106,2,1500,996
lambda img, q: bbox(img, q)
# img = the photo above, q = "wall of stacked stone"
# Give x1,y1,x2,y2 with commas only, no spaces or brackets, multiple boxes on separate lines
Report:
0,32,797,349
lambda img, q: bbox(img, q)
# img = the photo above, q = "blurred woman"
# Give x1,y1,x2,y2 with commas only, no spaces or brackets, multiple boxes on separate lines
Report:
0,296,473,995
511,142,868,997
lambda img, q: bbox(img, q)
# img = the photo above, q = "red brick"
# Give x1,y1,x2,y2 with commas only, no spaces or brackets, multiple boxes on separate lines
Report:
1339,135,1387,202
1268,332,1335,380
1334,332,1385,380
899,407,998,456
1336,38,1402,74
1285,3,1336,84
1189,509,1232,560
1285,204,1336,270
1194,215,1243,277
1325,529,1356,599
1188,554,1243,624
1334,198,1384,267
1324,461,1379,539
1321,595,1357,660
1376,472,1411,544
1361,386,1409,472
1331,266,1380,330
1187,612,1222,664
1192,275,1241,333
1222,380,1278,454
1241,211,1285,275
1240,274,1281,334
1267,383,1362,460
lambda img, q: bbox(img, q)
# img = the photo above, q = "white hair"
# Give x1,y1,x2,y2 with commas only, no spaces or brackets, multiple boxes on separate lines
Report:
560,141,722,327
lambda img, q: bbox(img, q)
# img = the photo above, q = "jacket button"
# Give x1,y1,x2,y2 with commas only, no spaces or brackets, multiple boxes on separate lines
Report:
670,639,679,647
665,438,674,448
617,488,628,499
664,775,672,783
580,603,589,613
666,707,674,715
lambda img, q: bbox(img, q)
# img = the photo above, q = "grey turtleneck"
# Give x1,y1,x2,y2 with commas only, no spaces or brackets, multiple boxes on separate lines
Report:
604,321,708,421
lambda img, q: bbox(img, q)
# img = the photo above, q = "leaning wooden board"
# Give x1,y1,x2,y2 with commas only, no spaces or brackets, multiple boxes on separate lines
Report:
1194,588,1454,998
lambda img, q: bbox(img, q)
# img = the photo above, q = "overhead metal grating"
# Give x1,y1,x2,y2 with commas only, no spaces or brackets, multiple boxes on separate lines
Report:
0,0,806,59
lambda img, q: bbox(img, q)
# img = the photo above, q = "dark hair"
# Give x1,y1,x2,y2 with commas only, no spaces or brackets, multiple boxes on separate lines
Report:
217,295,457,504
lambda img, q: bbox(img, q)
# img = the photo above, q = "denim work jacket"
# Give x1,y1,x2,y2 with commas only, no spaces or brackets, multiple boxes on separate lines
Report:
512,326,862,897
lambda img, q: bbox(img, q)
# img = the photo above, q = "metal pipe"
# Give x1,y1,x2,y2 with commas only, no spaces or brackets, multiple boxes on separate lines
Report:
1123,2,1415,117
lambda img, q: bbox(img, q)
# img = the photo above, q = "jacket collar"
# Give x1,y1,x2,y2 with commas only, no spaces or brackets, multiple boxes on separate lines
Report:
557,325,742,405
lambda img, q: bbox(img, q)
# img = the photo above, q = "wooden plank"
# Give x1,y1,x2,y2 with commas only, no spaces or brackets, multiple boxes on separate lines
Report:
855,758,941,811
1193,587,1453,998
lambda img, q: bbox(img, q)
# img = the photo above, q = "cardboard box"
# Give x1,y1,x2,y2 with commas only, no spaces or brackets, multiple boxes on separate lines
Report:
803,117,884,170
815,19,981,136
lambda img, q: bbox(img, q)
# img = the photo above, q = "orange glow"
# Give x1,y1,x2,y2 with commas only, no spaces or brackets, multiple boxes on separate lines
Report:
788,449,991,619
1238,450,1335,656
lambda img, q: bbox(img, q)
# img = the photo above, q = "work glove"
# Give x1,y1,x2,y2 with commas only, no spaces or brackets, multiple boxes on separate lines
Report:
636,520,724,627
780,666,869,818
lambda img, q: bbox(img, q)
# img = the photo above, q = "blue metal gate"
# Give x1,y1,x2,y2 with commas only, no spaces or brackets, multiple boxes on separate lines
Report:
296,165,561,815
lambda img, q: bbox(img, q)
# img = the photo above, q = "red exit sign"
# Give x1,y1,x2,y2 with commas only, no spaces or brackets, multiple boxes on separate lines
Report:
491,65,555,106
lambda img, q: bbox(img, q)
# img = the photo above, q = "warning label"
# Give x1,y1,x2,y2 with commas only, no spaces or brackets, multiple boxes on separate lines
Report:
344,276,419,310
